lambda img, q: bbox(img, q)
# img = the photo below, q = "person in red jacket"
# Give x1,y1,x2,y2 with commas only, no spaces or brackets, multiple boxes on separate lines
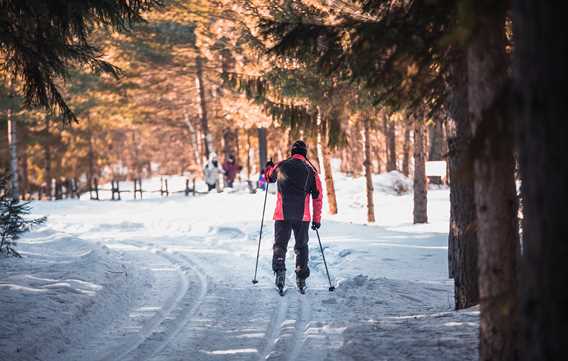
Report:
264,140,323,292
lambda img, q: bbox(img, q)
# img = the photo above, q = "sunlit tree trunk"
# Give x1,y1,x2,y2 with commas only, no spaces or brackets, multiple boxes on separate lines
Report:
43,115,52,200
195,54,211,158
413,121,427,224
468,2,519,360
363,118,375,223
246,130,252,180
384,114,397,171
402,122,411,177
7,107,19,200
20,128,29,200
316,108,338,214
223,128,237,158
513,2,568,360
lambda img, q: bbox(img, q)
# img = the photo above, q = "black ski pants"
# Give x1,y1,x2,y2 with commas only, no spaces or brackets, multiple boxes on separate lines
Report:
272,220,310,279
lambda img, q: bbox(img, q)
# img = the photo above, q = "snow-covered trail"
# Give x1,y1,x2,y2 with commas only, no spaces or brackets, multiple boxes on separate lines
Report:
1,175,479,361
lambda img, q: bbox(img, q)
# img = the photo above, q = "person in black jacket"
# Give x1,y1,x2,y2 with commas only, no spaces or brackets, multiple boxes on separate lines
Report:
264,140,323,292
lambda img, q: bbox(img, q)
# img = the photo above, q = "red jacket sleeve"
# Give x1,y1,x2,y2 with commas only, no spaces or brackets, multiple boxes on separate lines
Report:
312,172,323,223
265,161,282,183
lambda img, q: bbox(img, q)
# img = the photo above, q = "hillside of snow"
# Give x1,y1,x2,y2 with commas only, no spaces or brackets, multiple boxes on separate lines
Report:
0,170,478,361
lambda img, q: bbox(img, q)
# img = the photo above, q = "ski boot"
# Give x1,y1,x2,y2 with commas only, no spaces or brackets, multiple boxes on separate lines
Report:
275,270,286,296
296,276,306,294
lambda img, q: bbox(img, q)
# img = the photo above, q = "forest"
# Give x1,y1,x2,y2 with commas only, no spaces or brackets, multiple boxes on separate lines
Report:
1,1,566,361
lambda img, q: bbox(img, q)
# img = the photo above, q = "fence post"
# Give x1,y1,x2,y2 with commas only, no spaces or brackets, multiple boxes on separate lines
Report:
192,178,196,196
94,178,99,200
165,179,169,196
133,178,142,200
55,179,63,200
72,178,79,198
111,180,121,201
185,179,190,196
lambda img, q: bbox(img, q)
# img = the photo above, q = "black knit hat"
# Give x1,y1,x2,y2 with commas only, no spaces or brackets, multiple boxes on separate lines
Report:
291,140,308,157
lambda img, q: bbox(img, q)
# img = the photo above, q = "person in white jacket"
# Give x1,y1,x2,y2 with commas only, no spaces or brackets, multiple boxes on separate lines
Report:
203,152,224,191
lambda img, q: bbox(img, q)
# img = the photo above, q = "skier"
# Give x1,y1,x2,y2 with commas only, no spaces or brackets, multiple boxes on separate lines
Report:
203,152,223,192
222,154,240,188
264,140,323,294
258,168,267,190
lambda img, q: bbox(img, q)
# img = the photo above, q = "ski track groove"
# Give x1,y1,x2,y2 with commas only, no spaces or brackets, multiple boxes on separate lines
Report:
259,290,289,361
99,241,208,361
258,271,313,361
288,293,311,361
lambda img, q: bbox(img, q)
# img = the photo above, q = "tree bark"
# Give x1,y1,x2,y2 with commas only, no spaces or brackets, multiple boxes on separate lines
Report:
447,51,479,308
402,122,411,177
223,128,237,158
195,54,211,158
513,2,568,360
322,142,338,214
246,130,252,180
468,2,519,360
20,128,29,200
257,127,267,170
43,115,52,200
384,114,397,172
316,109,338,214
363,118,375,223
413,121,428,224
7,107,19,200
429,120,444,185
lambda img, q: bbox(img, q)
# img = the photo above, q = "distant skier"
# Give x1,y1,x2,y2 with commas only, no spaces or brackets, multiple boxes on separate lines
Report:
264,140,323,293
222,154,240,188
203,152,223,192
258,168,267,190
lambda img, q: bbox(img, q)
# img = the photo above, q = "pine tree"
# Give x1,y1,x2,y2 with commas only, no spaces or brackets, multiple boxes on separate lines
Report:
0,0,161,122
0,177,46,257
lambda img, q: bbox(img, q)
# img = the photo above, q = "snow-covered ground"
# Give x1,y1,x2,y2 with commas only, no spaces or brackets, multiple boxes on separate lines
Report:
0,170,479,361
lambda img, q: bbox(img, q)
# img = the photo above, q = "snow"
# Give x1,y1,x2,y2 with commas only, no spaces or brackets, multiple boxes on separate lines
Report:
0,168,478,361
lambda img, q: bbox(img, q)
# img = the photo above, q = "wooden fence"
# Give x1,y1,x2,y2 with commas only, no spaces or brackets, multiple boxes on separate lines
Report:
20,176,259,201
88,177,209,201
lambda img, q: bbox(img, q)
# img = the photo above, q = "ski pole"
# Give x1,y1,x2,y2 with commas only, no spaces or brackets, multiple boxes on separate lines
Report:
252,181,269,284
315,229,335,292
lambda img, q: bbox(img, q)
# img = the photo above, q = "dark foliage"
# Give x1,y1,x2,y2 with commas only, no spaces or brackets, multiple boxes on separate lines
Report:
256,0,461,115
0,0,161,122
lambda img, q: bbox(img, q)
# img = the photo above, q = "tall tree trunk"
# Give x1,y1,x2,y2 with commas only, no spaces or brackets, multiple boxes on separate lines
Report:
246,130,252,180
402,122,411,177
7,108,19,200
195,54,211,158
223,128,237,158
429,121,444,184
468,3,519,360
43,115,52,200
20,128,29,200
257,127,267,170
317,112,338,215
321,142,338,214
413,121,428,224
352,121,364,176
384,114,397,171
447,51,479,308
513,2,568,360
363,118,375,223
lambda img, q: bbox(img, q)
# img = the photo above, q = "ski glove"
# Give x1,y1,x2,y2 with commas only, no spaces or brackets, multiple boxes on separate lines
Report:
311,222,321,230
265,160,274,168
